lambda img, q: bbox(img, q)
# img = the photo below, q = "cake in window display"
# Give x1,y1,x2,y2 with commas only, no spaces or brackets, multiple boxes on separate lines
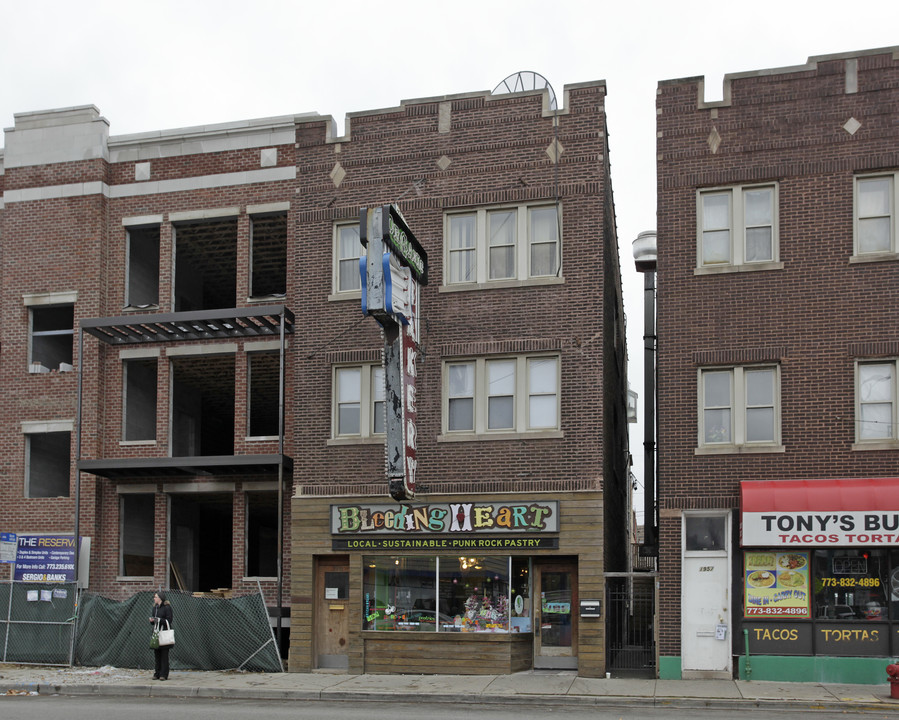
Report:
461,591,509,632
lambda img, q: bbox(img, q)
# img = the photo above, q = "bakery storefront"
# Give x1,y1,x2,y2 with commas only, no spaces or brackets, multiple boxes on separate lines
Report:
739,478,899,684
288,491,605,676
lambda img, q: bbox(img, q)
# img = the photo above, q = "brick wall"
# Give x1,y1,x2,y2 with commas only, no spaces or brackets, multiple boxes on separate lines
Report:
655,48,899,656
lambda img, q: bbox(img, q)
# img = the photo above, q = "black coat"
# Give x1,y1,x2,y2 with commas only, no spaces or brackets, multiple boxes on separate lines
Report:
152,602,173,627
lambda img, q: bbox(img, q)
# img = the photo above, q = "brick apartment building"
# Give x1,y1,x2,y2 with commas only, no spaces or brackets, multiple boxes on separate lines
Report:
655,47,899,683
0,79,630,676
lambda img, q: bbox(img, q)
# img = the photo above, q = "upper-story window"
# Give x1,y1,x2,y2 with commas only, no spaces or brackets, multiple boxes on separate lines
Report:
249,212,287,299
697,184,779,270
23,422,72,498
333,221,362,296
855,174,897,257
856,360,897,445
30,305,74,373
173,215,238,311
698,365,781,452
122,355,158,442
445,203,561,287
442,355,559,438
125,224,160,308
332,364,385,441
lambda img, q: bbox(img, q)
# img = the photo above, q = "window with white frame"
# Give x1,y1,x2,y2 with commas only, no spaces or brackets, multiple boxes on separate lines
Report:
333,364,385,439
856,360,897,443
698,184,778,268
445,203,560,286
699,366,779,448
333,221,363,294
443,355,559,436
855,174,897,255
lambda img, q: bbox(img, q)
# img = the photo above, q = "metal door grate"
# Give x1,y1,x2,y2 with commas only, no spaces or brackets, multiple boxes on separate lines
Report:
606,576,655,677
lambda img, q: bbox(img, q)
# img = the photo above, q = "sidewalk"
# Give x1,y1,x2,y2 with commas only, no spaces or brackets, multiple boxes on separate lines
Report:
1,664,897,711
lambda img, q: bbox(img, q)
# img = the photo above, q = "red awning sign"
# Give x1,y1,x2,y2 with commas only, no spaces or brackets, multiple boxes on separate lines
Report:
741,478,899,547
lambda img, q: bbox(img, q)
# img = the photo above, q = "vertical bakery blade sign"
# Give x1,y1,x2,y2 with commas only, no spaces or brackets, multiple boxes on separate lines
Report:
360,205,427,501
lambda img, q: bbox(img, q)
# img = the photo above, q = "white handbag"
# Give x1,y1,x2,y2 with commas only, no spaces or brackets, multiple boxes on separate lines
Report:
157,619,175,647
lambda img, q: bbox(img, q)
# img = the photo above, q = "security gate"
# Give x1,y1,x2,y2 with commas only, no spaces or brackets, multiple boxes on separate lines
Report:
606,575,655,677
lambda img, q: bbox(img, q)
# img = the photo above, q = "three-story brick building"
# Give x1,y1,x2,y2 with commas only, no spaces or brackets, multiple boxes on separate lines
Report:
655,46,899,683
0,80,630,676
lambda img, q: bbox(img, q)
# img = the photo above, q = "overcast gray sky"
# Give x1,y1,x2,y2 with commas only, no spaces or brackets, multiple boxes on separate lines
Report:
2,0,897,521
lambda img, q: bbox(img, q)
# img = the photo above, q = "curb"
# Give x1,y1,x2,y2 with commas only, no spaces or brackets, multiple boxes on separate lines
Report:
3,682,895,713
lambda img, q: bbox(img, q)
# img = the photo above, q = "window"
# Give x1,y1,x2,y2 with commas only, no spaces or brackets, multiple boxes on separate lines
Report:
856,360,897,443
444,203,561,286
120,493,154,576
362,556,519,633
699,366,780,450
333,364,385,439
698,184,778,268
25,431,71,498
250,213,287,298
443,355,559,436
246,491,277,577
30,305,74,372
333,221,362,294
248,352,279,437
126,225,160,307
685,515,726,552
813,549,887,620
855,174,897,255
173,217,237,311
123,357,157,442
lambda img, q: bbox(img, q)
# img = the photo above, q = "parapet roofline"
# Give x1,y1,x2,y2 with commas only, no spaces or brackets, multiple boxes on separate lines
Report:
659,45,899,101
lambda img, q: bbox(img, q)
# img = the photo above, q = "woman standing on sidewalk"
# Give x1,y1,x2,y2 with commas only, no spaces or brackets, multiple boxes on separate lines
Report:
150,591,173,680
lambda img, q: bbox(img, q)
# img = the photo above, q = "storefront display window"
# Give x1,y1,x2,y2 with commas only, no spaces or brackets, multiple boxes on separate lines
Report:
813,549,887,620
362,556,523,633
363,556,437,630
510,557,532,633
439,556,510,632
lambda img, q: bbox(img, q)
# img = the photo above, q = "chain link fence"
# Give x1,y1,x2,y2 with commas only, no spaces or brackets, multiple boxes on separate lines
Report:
0,581,78,665
76,587,282,672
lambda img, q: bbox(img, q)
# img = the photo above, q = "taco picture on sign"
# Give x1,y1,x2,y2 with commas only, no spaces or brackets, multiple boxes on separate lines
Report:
747,570,775,588
778,554,807,570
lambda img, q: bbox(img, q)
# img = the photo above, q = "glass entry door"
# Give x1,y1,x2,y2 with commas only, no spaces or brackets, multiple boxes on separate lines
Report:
534,561,578,669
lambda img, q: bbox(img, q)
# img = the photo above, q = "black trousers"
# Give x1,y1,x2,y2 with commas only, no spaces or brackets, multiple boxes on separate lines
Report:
154,646,170,679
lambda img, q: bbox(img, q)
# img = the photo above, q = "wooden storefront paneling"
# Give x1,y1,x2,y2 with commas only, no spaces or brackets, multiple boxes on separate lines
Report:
289,491,606,676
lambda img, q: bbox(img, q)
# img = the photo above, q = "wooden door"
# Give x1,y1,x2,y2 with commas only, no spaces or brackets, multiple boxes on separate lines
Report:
315,556,349,669
534,561,578,669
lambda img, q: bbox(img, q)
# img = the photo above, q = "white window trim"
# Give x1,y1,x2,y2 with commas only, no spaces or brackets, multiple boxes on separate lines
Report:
852,173,899,261
438,354,562,441
696,365,784,455
853,358,899,450
121,356,158,446
441,202,563,289
695,184,783,275
328,363,385,444
330,220,363,301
